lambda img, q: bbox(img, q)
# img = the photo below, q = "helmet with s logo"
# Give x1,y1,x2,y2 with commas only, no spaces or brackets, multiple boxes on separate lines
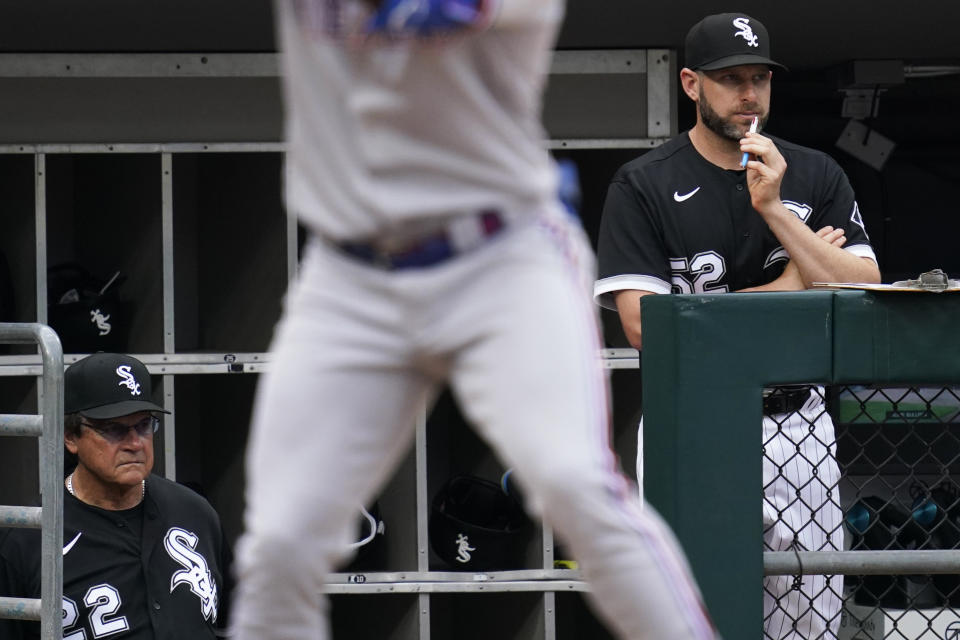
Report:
429,475,530,571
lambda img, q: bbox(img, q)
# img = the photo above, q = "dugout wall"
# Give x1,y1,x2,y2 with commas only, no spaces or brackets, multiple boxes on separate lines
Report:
642,290,960,640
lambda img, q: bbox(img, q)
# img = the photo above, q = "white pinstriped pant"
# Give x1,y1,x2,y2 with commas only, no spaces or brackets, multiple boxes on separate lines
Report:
637,391,842,639
231,210,717,640
762,392,842,640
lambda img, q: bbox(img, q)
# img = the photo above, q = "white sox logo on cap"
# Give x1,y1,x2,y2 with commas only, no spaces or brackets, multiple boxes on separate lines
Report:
116,365,142,396
732,17,759,47
684,13,786,72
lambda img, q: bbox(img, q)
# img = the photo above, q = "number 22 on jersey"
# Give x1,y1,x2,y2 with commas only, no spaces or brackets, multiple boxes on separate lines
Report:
62,584,129,640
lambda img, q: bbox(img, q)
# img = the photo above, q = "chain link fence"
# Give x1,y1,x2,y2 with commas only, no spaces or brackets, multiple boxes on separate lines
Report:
762,384,960,640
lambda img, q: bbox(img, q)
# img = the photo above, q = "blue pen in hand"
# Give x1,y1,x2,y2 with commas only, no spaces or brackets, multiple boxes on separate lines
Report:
741,115,759,168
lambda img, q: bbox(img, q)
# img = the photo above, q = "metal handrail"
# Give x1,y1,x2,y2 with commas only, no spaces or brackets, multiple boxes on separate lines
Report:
0,323,63,640
765,550,960,576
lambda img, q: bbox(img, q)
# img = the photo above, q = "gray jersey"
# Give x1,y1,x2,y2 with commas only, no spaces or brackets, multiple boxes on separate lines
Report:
277,0,564,240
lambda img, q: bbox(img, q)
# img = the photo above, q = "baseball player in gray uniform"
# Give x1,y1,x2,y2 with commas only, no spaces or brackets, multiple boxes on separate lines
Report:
230,1,718,639
594,13,881,640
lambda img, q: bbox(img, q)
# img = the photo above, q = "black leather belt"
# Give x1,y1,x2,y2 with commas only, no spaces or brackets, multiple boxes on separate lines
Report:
763,386,812,415
337,210,506,270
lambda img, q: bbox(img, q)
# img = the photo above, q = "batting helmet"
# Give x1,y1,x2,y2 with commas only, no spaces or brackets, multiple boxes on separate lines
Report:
47,263,130,354
429,475,530,571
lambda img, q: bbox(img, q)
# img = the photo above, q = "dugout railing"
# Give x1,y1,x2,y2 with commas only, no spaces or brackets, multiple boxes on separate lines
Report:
641,290,960,640
0,323,64,640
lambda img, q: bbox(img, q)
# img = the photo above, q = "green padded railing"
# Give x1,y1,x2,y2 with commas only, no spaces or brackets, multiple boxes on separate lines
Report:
641,290,960,639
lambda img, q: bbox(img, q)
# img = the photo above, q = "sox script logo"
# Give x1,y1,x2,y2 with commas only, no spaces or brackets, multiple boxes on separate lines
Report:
762,200,819,268
732,17,759,47
164,527,219,621
89,308,112,336
116,365,142,396
455,533,476,563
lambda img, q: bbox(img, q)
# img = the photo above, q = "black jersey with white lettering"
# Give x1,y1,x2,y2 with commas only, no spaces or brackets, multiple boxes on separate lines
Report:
593,131,877,309
0,475,231,640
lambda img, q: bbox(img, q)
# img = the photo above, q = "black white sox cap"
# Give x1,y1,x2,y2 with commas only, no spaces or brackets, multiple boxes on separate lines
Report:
684,13,787,72
429,475,530,571
65,352,169,419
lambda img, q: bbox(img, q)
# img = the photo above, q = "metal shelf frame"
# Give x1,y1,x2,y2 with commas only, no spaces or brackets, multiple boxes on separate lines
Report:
0,49,675,150
0,48,679,639
0,324,64,640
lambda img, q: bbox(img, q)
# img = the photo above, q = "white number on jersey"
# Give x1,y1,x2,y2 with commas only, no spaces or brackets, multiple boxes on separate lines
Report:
85,584,129,637
62,596,85,640
669,251,729,294
62,583,129,639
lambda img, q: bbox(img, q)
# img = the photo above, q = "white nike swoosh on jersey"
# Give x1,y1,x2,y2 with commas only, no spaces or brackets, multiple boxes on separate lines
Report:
673,187,701,202
63,532,82,556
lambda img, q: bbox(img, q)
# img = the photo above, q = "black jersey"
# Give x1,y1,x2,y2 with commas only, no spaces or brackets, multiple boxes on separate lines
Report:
594,131,877,309
0,475,231,640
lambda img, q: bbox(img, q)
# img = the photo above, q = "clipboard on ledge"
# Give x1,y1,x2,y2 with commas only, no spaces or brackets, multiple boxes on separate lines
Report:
812,269,960,293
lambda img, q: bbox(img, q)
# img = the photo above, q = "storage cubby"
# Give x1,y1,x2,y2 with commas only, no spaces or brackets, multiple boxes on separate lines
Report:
0,155,37,336
430,592,546,640
329,594,420,640
550,147,655,350
555,592,616,640
171,373,258,546
371,448,420,572
0,377,39,506
44,153,165,354
425,388,544,572
609,367,643,485
551,148,652,250
172,152,287,353
335,446,420,575
426,387,510,486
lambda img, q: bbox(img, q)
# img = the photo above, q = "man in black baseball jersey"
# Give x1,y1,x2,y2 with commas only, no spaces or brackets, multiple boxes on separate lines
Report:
0,352,230,639
594,12,880,640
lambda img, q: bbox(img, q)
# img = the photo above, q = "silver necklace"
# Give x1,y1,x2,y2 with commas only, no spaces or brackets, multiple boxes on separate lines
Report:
67,473,145,501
